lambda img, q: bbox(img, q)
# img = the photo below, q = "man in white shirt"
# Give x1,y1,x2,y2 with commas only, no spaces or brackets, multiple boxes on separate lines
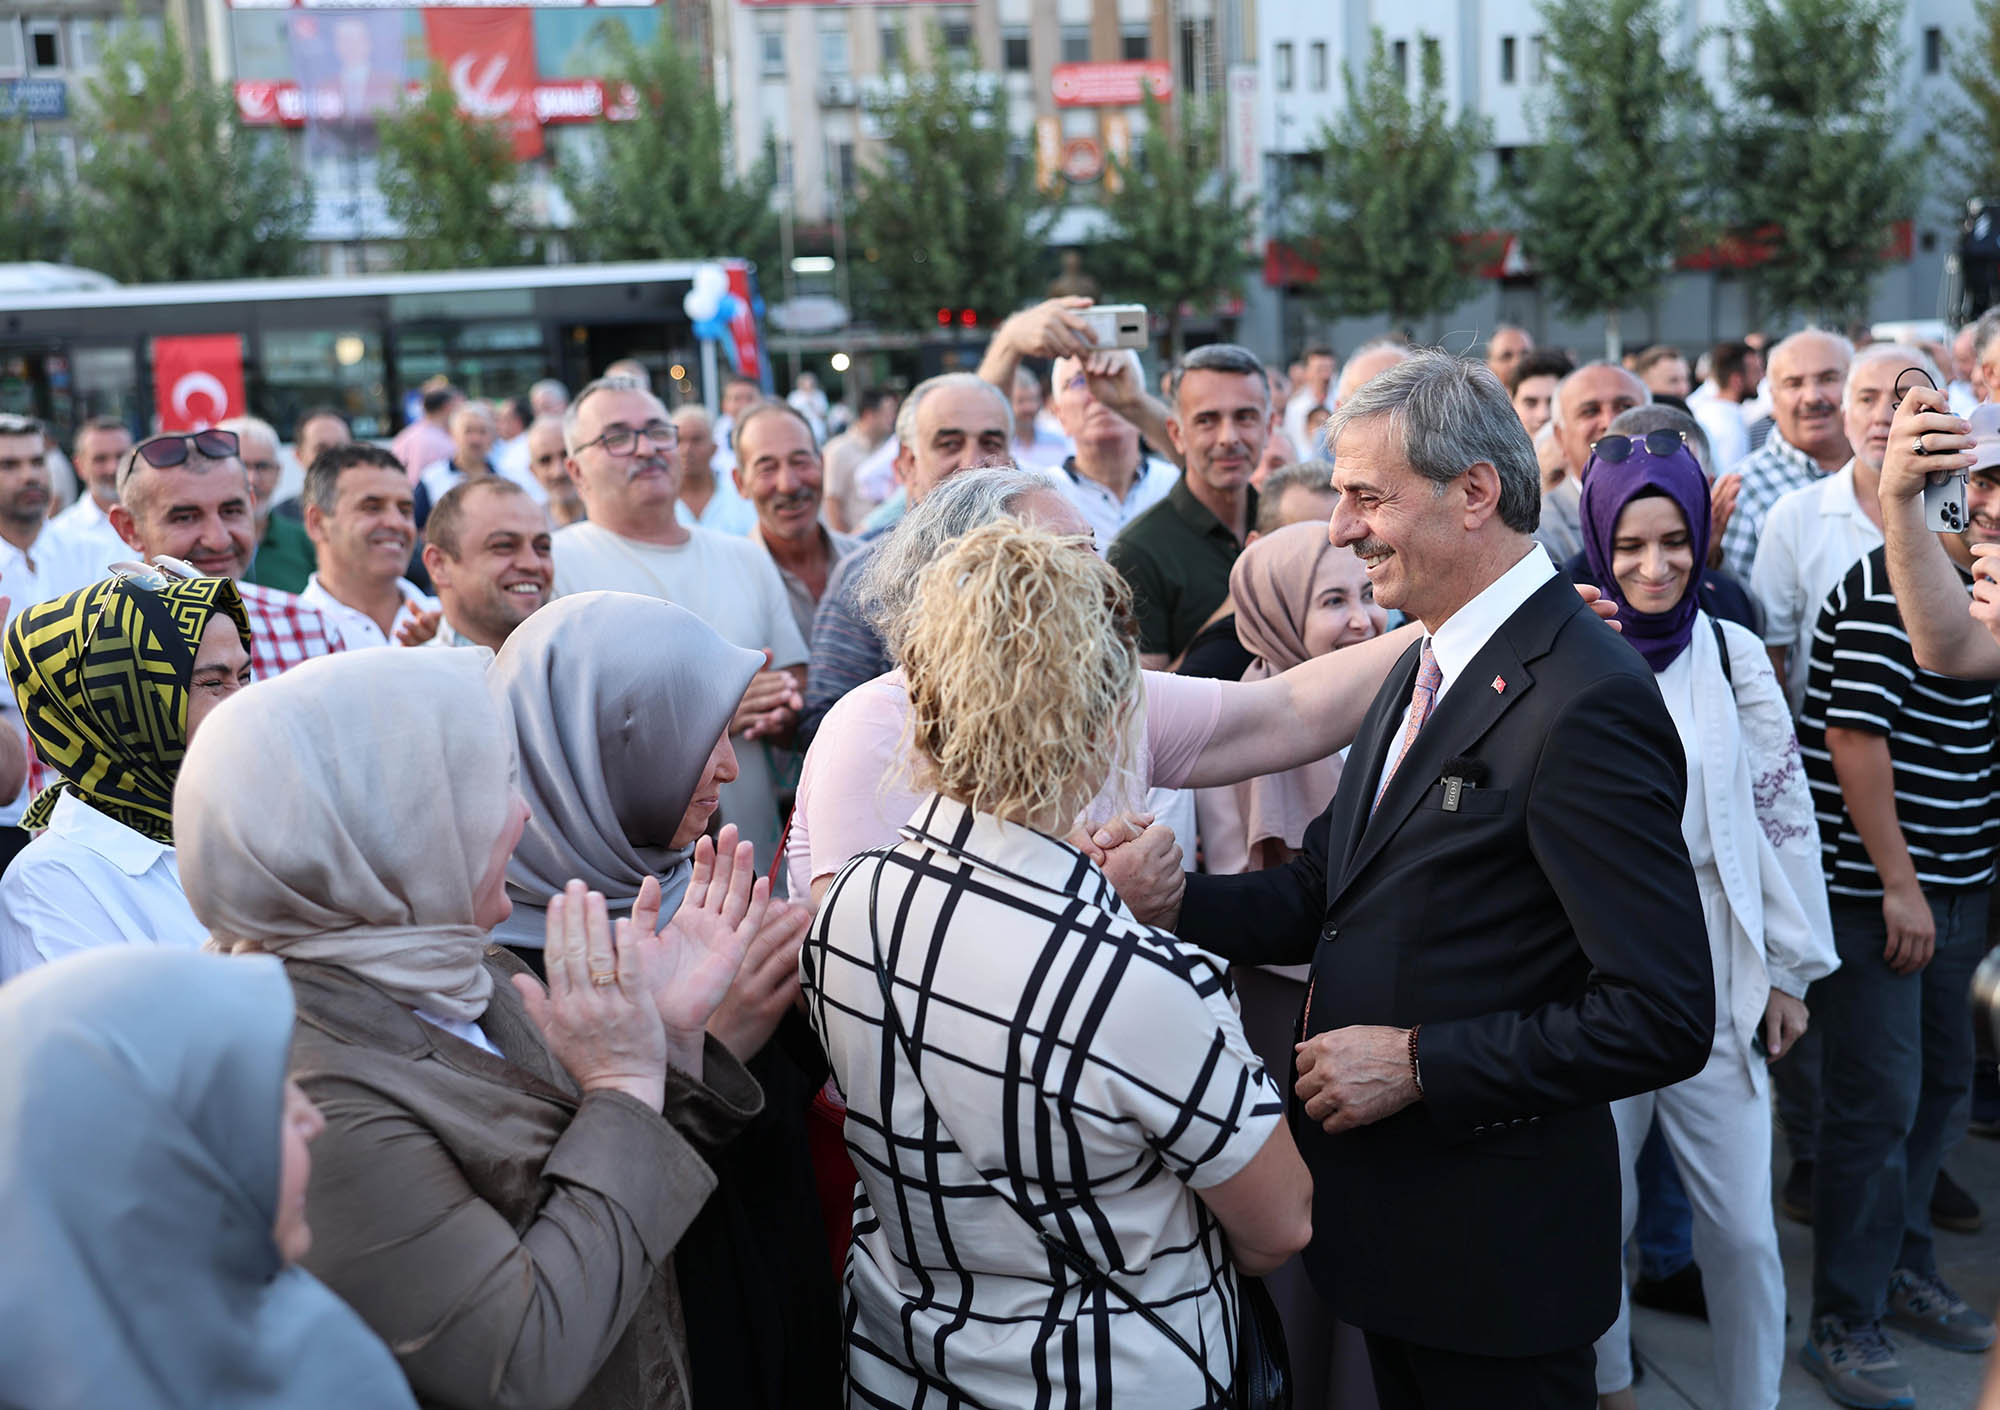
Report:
710,373,763,478
1006,366,1075,473
671,405,757,535
1750,343,1922,715
552,374,808,874
1284,344,1340,459
822,387,899,533
418,399,545,510
1047,347,1179,551
1691,340,1760,477
301,442,439,650
419,476,552,651
44,416,133,574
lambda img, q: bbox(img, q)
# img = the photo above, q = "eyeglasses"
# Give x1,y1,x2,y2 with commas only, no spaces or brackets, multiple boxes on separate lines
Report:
106,555,204,591
133,429,239,469
1590,430,1689,464
572,420,678,457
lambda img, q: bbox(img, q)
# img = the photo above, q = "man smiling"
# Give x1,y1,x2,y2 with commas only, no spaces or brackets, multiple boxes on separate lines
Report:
300,443,438,650
1720,329,1853,579
419,478,552,651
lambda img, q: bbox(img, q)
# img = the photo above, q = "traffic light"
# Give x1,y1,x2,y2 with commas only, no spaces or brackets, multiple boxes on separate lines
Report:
935,308,980,327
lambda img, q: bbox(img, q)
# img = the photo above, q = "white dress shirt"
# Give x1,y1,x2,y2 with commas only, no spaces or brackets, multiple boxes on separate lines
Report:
673,474,758,535
1284,387,1336,460
1693,395,1753,476
418,457,547,507
43,495,132,582
1748,461,1883,717
0,792,207,980
0,530,112,827
1416,541,1559,711
1056,454,1180,553
299,574,439,651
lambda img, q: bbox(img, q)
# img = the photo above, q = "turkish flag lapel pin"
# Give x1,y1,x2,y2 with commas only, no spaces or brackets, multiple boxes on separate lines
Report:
1491,675,1506,695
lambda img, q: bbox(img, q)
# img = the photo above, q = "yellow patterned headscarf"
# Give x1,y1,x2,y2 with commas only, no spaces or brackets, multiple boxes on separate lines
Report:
6,576,252,842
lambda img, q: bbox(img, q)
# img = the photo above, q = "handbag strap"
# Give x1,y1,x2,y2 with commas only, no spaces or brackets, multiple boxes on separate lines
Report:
862,859,1236,1405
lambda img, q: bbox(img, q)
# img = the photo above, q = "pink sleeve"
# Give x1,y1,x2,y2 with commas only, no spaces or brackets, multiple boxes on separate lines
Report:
801,677,923,884
1141,670,1224,790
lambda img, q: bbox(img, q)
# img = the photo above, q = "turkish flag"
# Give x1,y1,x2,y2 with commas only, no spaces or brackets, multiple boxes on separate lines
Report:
423,9,542,161
153,335,245,433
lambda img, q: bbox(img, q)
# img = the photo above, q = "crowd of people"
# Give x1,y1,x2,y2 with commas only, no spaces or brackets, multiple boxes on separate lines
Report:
1,300,1999,1410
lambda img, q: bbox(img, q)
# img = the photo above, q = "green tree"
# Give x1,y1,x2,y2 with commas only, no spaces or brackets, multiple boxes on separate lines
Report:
1723,0,1920,324
1291,31,1490,329
558,22,778,270
847,57,1060,331
1093,90,1254,357
0,118,70,263
1516,0,1711,359
375,74,534,270
1941,0,2000,212
71,20,307,281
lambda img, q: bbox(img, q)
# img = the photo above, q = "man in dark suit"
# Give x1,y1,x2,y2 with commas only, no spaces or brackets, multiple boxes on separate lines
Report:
1171,351,1714,1408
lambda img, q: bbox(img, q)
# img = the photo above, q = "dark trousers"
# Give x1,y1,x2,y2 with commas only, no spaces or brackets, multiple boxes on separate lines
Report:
1812,888,1989,1325
1362,1332,1595,1410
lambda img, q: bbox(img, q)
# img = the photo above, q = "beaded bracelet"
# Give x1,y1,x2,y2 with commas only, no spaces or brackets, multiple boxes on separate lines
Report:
1407,1023,1424,1098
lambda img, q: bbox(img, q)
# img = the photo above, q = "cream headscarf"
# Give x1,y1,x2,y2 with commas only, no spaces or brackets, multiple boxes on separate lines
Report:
486,591,762,949
176,648,516,1022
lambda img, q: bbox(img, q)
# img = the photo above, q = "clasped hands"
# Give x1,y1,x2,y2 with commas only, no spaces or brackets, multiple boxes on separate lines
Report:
513,824,812,1109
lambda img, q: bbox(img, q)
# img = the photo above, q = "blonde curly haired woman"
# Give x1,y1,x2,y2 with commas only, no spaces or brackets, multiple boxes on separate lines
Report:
801,520,1312,1409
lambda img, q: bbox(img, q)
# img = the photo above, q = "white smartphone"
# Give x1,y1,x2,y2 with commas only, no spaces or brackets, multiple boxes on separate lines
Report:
1079,304,1149,351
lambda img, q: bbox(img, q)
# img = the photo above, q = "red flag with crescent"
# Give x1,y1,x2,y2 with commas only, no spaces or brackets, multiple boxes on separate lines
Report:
153,335,245,433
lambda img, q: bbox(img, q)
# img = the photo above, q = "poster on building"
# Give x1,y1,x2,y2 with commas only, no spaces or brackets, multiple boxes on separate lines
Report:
1226,62,1260,253
287,10,405,159
423,7,543,158
153,336,246,433
1034,115,1061,194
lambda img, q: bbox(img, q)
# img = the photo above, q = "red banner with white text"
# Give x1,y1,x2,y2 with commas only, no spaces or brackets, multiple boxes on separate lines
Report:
422,8,542,158
153,336,246,432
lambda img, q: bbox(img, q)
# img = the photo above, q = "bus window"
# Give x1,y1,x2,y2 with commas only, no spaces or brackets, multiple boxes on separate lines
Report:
261,329,388,439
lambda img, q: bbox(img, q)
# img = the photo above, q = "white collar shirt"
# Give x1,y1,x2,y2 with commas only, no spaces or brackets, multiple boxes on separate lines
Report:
1057,455,1180,554
1747,460,1883,716
45,495,132,585
300,574,438,651
0,791,206,980
1422,541,1558,708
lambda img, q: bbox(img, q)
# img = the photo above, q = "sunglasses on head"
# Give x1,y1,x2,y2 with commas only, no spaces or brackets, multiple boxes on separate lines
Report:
1590,430,1689,464
107,556,204,592
133,429,239,469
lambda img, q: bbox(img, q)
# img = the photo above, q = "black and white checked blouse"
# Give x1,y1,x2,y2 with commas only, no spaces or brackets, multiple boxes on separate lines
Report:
802,794,1284,1409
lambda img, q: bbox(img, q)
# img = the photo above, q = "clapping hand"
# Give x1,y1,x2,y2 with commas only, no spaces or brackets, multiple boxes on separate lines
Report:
706,894,812,1061
395,606,444,647
630,828,770,1072
513,882,670,1111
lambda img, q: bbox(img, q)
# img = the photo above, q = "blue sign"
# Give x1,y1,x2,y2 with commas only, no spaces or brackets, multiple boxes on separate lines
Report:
0,79,66,120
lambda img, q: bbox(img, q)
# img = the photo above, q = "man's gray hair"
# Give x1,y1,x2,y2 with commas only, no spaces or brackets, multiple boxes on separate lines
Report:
1334,339,1414,404
1549,361,1651,430
1607,404,1712,479
1170,342,1271,407
216,415,278,455
117,429,249,515
1768,327,1856,381
528,378,570,411
1845,340,1942,404
1324,351,1542,535
893,372,1015,451
562,373,659,455
1255,460,1335,535
854,465,1060,653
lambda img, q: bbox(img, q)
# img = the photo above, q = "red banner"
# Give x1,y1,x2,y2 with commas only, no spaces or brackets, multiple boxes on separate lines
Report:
423,8,542,158
153,336,246,433
1051,61,1173,108
725,262,765,386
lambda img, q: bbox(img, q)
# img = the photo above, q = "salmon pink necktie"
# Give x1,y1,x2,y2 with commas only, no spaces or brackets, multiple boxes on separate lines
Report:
1372,642,1441,813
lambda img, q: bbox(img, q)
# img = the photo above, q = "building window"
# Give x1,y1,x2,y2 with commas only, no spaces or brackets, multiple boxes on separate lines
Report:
26,20,63,73
1122,25,1149,60
758,24,785,79
879,18,903,71
1274,41,1293,92
1061,24,1090,63
834,140,855,194
819,21,850,76
1422,36,1439,76
1003,26,1029,71
1530,33,1547,82
0,20,22,75
1309,41,1327,91
1924,26,1943,74
1500,35,1516,84
1391,39,1408,84
777,140,794,189
941,10,974,63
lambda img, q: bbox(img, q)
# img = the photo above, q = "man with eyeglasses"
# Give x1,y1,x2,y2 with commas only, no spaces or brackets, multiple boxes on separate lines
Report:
44,416,133,576
1041,349,1177,554
551,374,808,876
108,425,344,683
220,415,317,595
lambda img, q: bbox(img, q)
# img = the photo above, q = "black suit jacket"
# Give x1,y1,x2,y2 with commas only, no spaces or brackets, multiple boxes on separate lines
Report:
1179,569,1713,1358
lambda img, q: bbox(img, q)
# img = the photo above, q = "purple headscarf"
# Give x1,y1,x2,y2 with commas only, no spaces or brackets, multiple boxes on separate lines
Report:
1579,444,1710,673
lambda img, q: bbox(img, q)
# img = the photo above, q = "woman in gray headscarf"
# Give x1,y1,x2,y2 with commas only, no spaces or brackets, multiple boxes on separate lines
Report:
175,647,772,1410
487,590,835,1410
0,945,417,1410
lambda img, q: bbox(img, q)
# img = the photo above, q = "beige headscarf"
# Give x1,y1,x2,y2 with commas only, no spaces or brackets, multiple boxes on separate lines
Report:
1231,521,1347,855
175,649,516,1022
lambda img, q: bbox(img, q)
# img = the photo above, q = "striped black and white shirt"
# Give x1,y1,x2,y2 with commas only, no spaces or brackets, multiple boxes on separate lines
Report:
802,793,1283,1410
1796,546,2000,898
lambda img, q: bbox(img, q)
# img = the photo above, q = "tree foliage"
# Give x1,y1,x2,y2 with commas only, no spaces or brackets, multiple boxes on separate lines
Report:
1517,0,1710,357
1942,0,2000,215
846,56,1060,330
1291,31,1490,328
71,20,308,281
1093,90,1254,357
557,22,779,271
1722,0,1920,323
0,118,70,263
374,74,535,270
